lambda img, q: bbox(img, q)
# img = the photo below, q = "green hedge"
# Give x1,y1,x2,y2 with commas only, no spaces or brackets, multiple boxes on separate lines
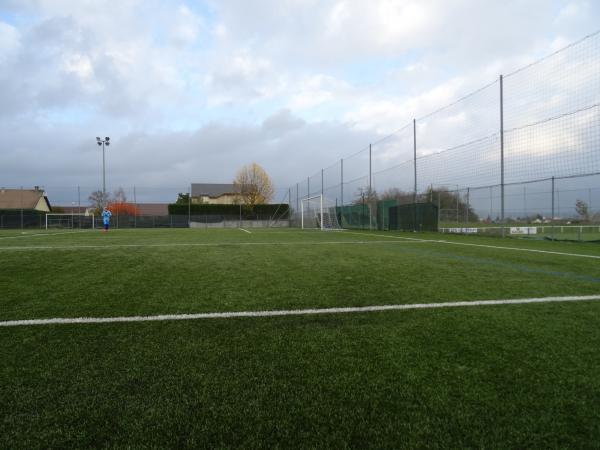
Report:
0,209,45,216
167,203,289,218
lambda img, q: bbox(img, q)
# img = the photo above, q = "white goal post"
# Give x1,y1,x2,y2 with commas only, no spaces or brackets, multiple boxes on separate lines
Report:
300,194,343,230
45,213,95,230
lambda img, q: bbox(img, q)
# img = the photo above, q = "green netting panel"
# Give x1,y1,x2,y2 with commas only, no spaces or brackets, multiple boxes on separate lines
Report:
376,200,399,230
337,204,371,229
388,203,439,231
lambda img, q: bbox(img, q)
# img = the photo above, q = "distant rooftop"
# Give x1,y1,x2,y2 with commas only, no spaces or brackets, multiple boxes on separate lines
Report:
0,187,50,210
191,183,237,198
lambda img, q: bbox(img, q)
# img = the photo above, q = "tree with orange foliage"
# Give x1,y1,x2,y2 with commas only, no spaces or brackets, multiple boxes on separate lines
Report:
107,202,140,216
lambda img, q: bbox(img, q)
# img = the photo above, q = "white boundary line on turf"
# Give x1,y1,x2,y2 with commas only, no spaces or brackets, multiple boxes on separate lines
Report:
0,230,94,240
0,240,427,251
1,295,599,327
344,231,600,260
239,228,252,234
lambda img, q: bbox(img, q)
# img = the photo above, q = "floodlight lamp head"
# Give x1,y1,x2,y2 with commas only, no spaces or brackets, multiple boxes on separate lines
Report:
97,141,102,146
105,141,110,146
96,137,101,142
105,137,110,141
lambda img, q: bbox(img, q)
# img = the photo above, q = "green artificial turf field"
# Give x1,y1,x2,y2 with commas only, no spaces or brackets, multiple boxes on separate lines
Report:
2,228,600,448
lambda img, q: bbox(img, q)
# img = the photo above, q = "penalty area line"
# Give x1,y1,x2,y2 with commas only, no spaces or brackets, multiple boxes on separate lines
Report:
239,228,252,234
2,294,599,327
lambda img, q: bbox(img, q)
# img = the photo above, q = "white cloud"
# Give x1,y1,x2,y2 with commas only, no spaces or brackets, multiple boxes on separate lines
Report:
0,21,20,62
0,0,599,197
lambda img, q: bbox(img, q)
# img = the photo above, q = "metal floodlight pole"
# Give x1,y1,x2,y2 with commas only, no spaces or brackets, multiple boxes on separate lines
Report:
102,142,105,196
96,136,110,205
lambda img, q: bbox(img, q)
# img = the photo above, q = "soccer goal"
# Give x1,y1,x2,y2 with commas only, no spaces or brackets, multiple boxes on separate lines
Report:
45,213,95,230
301,195,342,230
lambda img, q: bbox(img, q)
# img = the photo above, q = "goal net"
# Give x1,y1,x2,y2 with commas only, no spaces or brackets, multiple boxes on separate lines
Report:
301,195,343,230
45,213,95,229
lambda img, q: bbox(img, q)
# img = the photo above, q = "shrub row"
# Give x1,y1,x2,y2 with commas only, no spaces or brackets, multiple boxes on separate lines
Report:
0,209,45,216
167,203,289,218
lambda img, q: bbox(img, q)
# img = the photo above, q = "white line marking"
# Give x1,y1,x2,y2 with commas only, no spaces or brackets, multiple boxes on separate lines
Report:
239,228,252,234
0,240,426,251
344,231,600,260
1,295,599,327
0,230,93,240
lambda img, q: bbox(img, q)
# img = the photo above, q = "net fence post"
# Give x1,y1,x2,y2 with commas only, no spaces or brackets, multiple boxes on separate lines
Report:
77,185,81,229
437,191,441,231
20,186,23,231
523,185,527,221
188,185,191,228
341,158,344,228
133,185,137,229
369,144,372,230
296,183,299,226
455,187,459,225
320,194,324,231
500,74,505,238
551,176,555,240
413,119,418,232
466,187,470,224
321,169,324,230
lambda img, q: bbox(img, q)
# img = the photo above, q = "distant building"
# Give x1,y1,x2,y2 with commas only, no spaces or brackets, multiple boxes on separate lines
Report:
0,187,52,212
191,183,238,205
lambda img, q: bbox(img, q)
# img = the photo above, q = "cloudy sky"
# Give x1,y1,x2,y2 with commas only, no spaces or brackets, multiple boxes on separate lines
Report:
0,0,599,201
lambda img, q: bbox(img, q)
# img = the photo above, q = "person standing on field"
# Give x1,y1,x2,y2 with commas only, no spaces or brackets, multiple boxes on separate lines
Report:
102,206,112,232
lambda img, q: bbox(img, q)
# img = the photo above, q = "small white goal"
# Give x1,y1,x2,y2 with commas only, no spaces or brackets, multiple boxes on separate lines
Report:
45,213,95,230
300,195,342,230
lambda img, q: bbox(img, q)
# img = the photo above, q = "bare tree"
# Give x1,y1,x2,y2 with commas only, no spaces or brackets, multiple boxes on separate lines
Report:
575,199,589,221
233,163,274,206
88,190,110,213
113,187,127,203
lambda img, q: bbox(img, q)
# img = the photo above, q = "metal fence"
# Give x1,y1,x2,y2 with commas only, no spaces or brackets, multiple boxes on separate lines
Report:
0,184,290,230
288,30,600,235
